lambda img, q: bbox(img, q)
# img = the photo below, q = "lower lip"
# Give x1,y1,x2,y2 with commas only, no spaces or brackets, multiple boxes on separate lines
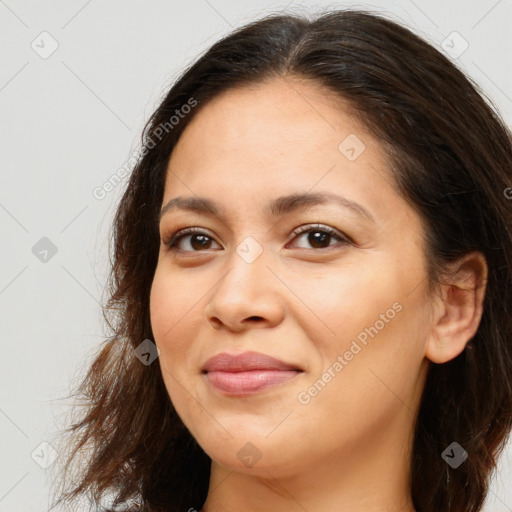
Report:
204,370,302,396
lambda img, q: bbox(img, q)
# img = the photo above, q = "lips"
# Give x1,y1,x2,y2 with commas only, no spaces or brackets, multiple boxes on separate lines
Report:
202,351,303,396
202,351,302,373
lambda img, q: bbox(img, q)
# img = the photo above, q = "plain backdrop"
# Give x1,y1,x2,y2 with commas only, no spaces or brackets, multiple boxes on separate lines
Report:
1,1,511,511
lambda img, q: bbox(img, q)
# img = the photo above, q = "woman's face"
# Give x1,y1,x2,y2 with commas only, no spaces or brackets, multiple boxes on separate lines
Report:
150,77,433,478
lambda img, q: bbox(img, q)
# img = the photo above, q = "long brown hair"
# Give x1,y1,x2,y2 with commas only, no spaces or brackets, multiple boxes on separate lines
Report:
49,8,512,512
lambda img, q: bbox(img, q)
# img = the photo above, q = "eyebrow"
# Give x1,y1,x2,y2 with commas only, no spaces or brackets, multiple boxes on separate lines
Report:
159,192,375,223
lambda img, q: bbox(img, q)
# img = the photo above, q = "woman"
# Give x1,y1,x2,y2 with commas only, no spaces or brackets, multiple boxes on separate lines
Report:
50,8,512,512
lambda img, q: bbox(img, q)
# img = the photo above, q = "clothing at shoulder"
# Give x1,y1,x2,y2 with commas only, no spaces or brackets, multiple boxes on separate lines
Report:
104,505,141,512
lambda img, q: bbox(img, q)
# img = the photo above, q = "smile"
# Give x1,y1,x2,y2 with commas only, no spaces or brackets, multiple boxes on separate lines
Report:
204,369,302,396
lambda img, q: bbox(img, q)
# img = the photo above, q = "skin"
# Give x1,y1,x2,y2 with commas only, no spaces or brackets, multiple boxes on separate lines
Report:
149,76,487,512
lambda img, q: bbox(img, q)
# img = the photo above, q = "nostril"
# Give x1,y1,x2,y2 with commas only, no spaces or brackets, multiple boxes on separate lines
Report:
209,317,222,328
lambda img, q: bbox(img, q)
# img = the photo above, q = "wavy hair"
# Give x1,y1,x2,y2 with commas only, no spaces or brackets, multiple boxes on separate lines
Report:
50,8,512,512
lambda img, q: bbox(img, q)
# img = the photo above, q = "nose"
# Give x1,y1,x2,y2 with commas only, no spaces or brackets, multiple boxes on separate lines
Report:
204,243,285,332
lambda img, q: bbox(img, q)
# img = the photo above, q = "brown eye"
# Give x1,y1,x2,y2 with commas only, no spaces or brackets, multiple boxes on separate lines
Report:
165,228,221,252
288,224,351,250
163,224,351,253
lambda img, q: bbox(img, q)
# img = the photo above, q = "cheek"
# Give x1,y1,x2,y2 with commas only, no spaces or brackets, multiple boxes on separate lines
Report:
149,269,199,381
289,264,401,349
295,304,426,448
292,260,428,392
149,265,203,341
149,272,204,430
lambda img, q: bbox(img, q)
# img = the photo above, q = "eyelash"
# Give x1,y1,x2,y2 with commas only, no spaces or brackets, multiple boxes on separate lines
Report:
163,223,351,253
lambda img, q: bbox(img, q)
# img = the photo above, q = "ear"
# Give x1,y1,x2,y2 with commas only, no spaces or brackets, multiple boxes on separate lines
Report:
425,251,488,364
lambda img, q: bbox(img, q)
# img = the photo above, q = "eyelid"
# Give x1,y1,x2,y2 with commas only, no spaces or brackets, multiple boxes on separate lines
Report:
288,223,352,246
163,226,220,249
163,223,352,252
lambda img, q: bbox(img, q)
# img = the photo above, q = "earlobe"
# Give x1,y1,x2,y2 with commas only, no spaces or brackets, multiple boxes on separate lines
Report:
425,251,488,364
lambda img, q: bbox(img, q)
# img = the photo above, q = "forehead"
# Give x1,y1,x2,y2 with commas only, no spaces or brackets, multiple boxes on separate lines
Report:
162,77,404,226
171,77,370,158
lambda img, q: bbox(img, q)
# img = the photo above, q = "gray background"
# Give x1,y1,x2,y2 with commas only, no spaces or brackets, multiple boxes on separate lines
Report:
1,1,511,511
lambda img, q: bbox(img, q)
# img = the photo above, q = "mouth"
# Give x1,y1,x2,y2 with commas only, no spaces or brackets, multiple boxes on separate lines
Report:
204,369,302,395
201,351,304,396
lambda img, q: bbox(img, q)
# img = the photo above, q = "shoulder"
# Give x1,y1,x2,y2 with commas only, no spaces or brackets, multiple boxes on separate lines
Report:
104,505,142,512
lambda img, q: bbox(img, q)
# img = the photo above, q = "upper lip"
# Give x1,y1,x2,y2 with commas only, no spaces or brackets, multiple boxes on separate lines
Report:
202,351,303,373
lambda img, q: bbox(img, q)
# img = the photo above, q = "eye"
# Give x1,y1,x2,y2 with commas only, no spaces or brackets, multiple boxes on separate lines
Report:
163,223,351,253
164,227,221,252
287,223,351,250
